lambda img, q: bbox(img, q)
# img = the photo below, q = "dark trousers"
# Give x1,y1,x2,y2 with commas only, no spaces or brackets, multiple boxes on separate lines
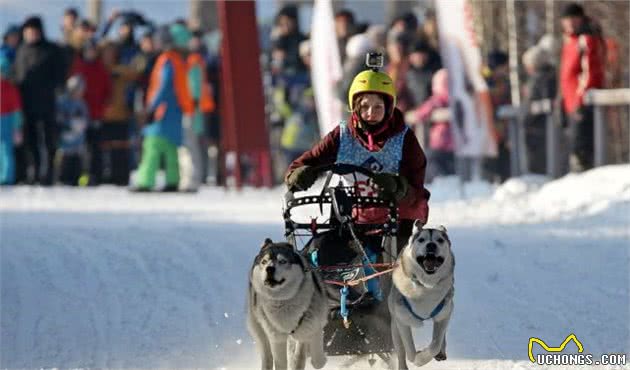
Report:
566,106,594,171
86,126,102,185
59,152,82,186
525,120,547,174
101,121,131,186
21,116,58,185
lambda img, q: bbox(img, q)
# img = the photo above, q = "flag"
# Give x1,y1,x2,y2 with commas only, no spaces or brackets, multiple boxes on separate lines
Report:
436,0,497,158
310,0,343,137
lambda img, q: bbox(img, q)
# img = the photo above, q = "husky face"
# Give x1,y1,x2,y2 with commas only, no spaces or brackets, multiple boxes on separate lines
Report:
403,224,454,288
251,239,306,300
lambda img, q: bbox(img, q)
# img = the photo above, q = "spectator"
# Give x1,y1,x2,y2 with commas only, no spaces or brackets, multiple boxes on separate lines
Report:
101,11,143,65
334,9,356,65
131,25,194,192
280,40,319,164
522,42,556,175
406,69,455,182
337,32,373,102
385,30,411,111
1,25,21,68
59,8,80,77
404,41,437,109
61,7,78,46
559,3,605,172
420,9,440,50
270,5,306,75
14,16,65,185
183,27,215,191
70,38,112,185
73,19,97,50
55,75,89,186
100,40,139,185
0,51,23,185
132,29,158,97
365,24,387,52
484,50,511,182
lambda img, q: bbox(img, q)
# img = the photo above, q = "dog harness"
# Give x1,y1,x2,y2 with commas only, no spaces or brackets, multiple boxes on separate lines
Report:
400,294,447,322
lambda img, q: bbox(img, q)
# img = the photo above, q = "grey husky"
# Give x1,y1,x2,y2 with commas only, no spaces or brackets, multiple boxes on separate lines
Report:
247,239,328,370
388,222,455,369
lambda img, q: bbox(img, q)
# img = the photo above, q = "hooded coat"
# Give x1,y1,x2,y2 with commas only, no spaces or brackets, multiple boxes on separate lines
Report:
286,108,430,223
14,19,65,119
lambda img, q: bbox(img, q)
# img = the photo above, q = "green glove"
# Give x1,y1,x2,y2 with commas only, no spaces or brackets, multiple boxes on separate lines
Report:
372,173,409,201
286,166,318,191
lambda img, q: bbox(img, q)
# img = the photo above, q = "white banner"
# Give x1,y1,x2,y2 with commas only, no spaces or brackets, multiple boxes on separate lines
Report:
311,0,343,137
436,0,497,158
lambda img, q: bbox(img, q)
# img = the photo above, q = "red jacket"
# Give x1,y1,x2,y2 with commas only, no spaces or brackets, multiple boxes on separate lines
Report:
70,56,112,120
287,108,430,223
560,32,605,114
0,78,22,114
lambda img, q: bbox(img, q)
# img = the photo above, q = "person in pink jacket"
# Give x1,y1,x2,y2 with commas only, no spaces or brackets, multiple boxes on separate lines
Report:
406,69,455,182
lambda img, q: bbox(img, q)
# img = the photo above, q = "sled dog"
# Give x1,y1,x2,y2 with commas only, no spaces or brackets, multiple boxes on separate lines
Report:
388,222,455,369
247,238,328,370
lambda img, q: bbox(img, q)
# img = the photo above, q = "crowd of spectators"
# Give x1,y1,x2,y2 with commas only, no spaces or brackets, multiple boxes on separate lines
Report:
265,2,610,185
0,8,220,189
0,2,612,188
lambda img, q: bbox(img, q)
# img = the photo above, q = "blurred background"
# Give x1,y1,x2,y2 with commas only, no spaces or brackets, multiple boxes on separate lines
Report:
0,0,628,190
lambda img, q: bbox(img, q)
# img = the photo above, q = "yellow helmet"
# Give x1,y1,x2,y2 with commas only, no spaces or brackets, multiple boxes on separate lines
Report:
348,69,396,112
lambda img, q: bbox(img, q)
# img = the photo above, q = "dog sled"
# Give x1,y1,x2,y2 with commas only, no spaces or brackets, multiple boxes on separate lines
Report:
283,163,400,367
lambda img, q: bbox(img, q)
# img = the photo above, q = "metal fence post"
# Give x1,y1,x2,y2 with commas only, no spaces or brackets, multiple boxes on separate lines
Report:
593,105,606,167
545,112,558,177
508,116,520,177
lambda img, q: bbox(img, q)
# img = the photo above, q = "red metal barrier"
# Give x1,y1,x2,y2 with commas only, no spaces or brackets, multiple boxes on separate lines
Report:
217,0,271,187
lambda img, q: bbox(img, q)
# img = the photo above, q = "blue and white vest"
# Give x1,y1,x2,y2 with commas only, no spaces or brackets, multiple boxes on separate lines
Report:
335,121,408,174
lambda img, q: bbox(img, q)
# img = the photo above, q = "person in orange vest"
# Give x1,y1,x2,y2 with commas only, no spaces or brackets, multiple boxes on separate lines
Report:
180,30,215,190
131,24,193,192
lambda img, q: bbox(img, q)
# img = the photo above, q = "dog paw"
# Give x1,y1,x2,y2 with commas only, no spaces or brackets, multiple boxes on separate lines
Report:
413,349,433,367
435,351,447,361
311,355,327,369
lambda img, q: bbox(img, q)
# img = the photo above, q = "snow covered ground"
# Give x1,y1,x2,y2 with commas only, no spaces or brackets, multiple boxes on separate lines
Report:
1,165,629,369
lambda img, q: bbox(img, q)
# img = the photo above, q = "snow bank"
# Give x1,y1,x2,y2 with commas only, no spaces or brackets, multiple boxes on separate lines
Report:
1,165,628,369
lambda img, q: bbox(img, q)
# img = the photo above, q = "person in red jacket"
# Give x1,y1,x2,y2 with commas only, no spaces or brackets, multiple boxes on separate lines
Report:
285,63,430,251
70,38,112,184
559,3,605,172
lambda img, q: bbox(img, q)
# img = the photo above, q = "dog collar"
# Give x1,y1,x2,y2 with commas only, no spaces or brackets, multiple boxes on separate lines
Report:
401,295,446,322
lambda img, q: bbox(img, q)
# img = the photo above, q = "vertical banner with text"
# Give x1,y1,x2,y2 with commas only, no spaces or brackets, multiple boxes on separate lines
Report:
436,0,497,158
311,0,343,137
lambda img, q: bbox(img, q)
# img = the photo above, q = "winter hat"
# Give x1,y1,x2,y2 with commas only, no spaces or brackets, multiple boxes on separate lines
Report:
277,5,298,22
365,24,386,50
169,23,191,49
154,25,174,50
22,16,43,32
345,33,373,59
487,50,508,69
3,24,20,40
522,45,551,70
561,3,585,18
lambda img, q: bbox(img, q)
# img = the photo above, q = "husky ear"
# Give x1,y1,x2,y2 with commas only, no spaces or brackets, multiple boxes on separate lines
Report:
437,225,447,233
261,238,273,250
412,219,424,234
